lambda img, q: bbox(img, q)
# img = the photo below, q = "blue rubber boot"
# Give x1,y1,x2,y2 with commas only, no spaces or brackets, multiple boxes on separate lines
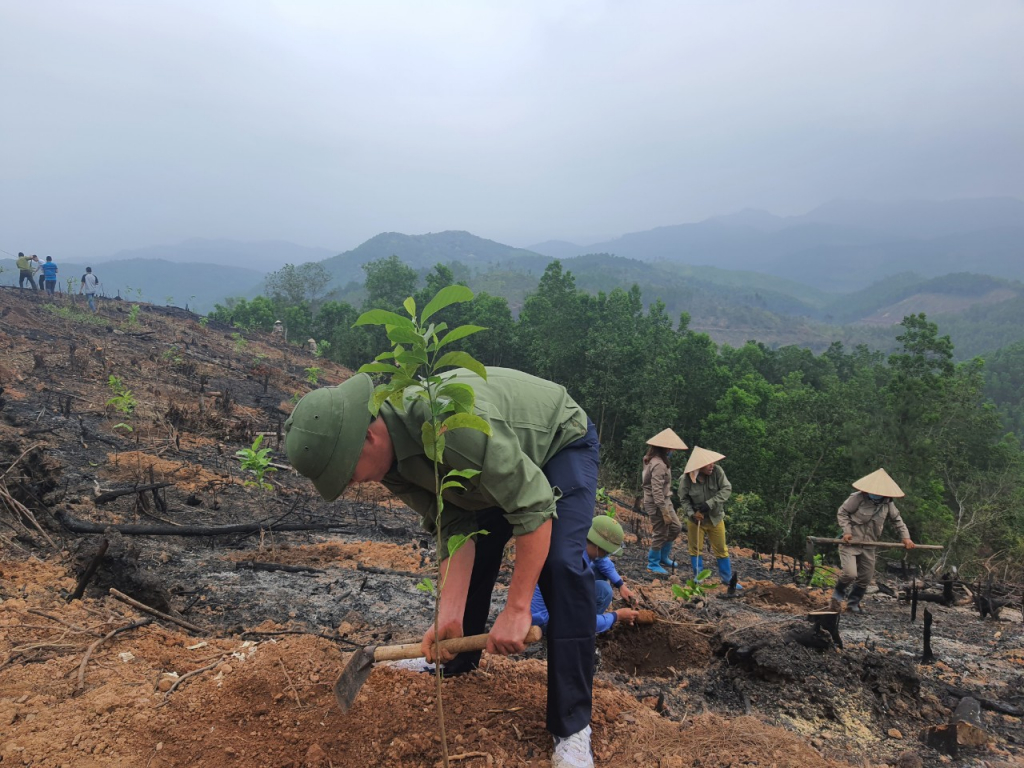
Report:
717,557,743,590
659,543,678,568
647,548,668,575
690,555,703,579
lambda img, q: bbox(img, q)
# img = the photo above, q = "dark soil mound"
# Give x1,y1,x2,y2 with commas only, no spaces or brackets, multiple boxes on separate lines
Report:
599,620,712,676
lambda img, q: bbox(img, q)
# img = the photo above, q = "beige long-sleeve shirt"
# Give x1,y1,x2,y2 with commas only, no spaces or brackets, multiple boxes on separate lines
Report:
642,456,673,517
836,492,910,555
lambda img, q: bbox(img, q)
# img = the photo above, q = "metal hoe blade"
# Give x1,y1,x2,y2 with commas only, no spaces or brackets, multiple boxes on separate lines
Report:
333,646,377,713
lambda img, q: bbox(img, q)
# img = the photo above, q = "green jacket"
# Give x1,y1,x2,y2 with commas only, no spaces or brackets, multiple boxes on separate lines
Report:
678,464,732,527
379,367,588,553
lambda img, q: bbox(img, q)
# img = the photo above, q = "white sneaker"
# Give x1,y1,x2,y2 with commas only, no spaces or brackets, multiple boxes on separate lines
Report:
385,657,434,673
552,724,593,768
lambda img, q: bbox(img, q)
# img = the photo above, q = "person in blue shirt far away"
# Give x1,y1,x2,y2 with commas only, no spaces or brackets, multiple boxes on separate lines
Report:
40,256,59,295
531,516,639,635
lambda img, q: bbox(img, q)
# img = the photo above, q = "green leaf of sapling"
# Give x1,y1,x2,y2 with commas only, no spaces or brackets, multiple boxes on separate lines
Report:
442,412,491,436
436,325,487,350
421,285,474,323
434,351,487,381
354,309,414,328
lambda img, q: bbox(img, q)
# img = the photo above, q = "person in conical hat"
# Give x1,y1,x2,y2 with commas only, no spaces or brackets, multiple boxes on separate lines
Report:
829,468,915,615
530,515,640,636
641,428,688,575
678,446,742,590
285,367,601,767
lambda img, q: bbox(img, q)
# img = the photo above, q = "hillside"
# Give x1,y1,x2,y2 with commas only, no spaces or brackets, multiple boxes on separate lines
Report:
1,286,1021,768
317,230,545,287
457,260,1024,358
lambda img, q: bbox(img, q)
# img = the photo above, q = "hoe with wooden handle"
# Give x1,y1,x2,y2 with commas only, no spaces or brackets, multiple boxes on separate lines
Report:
334,625,543,712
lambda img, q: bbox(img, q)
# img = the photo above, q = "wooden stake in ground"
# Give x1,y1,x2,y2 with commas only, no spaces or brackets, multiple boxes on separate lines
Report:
921,608,936,664
911,582,918,623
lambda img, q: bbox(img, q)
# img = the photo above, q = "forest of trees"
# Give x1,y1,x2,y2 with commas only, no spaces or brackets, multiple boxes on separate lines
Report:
210,257,1024,576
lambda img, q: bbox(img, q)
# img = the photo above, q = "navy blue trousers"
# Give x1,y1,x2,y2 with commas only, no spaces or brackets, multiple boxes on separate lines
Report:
443,421,599,737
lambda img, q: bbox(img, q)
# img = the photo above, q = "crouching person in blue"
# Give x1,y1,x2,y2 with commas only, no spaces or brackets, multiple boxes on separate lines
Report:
531,516,640,636
285,368,601,768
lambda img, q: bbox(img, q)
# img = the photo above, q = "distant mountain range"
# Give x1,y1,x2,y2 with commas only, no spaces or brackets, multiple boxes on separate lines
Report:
527,197,1024,291
96,238,337,274
10,197,1020,352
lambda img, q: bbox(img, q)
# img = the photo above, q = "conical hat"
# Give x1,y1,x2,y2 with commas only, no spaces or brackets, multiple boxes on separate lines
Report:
852,468,904,498
684,446,725,475
646,428,688,451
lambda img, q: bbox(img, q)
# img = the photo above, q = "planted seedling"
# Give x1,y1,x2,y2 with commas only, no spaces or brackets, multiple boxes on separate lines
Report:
355,286,490,767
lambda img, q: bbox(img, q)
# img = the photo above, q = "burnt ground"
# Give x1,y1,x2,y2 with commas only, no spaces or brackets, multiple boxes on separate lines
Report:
1,287,1022,768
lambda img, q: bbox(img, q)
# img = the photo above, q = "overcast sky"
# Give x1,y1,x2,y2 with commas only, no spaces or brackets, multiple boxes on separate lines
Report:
3,1,1023,259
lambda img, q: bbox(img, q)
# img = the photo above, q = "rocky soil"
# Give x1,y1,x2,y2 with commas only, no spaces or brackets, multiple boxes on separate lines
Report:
1,287,1021,768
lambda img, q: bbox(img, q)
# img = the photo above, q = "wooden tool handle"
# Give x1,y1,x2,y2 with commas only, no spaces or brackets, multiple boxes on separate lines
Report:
373,625,543,662
807,536,943,550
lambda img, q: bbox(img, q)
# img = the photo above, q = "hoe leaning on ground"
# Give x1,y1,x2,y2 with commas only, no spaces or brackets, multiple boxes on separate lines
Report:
334,625,543,712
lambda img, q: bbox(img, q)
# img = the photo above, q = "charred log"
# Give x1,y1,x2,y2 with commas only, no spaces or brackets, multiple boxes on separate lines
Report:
57,510,354,537
94,482,174,505
235,561,325,575
808,610,843,649
940,685,1024,717
67,538,109,602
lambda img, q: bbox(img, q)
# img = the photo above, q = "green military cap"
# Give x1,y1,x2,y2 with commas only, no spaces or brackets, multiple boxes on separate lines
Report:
284,373,373,501
588,515,624,557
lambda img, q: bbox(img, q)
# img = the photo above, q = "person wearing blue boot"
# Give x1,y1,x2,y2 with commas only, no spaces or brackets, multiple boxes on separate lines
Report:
679,446,742,590
641,429,688,575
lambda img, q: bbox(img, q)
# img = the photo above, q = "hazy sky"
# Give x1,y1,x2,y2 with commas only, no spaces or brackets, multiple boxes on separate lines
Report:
3,1,1023,259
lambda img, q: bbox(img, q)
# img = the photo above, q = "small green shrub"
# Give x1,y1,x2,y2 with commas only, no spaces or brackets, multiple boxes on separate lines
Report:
804,554,837,588
235,435,277,491
596,487,616,517
43,304,106,327
671,568,713,602
304,366,321,385
106,376,137,417
161,345,184,364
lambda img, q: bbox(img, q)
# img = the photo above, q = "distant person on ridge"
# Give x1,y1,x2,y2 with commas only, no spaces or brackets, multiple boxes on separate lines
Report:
830,469,915,614
40,256,59,295
16,253,38,290
285,368,602,768
530,516,639,635
79,267,100,312
679,446,743,589
642,428,688,575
